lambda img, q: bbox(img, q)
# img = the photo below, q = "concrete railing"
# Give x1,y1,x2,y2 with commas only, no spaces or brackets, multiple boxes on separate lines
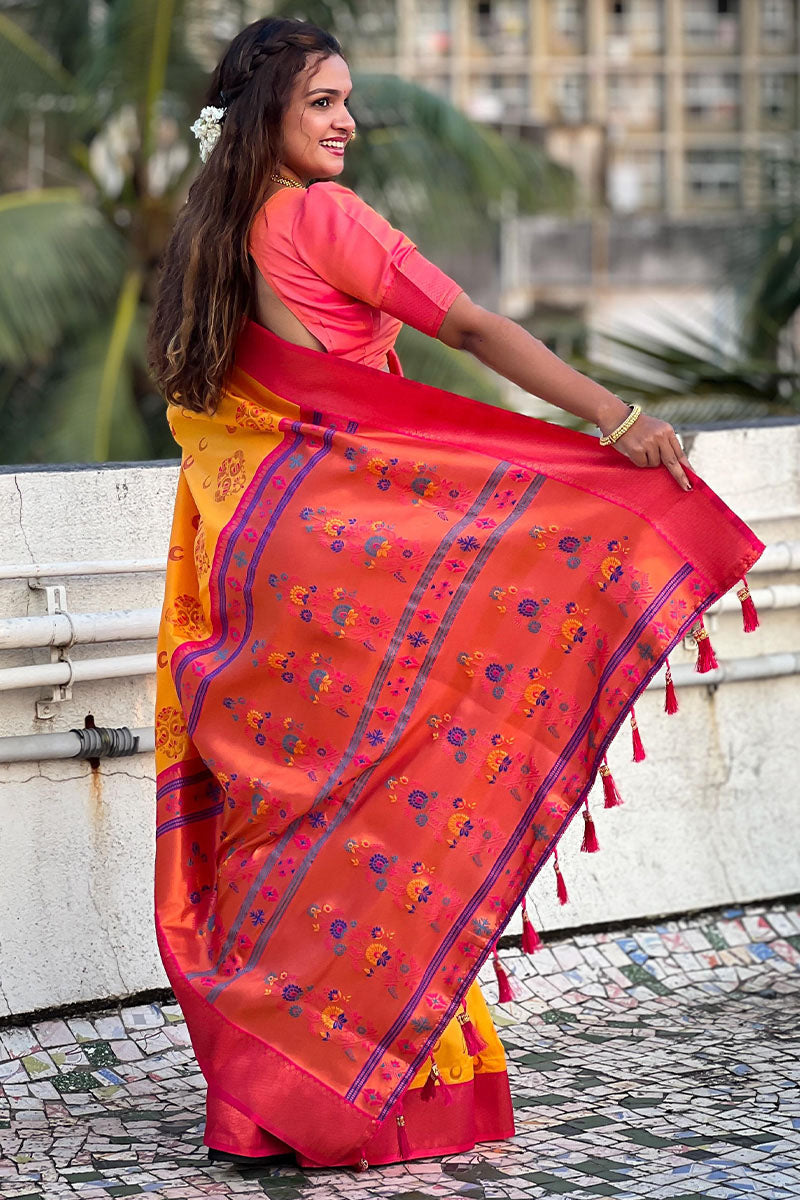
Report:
0,421,798,1018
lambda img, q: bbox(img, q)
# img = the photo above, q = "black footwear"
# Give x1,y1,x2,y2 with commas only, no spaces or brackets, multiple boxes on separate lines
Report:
208,1146,296,1167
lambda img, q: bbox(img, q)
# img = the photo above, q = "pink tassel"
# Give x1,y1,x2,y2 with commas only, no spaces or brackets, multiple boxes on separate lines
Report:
692,619,719,673
664,659,679,714
420,1054,438,1101
492,949,515,1003
420,1054,452,1104
580,802,600,853
396,1111,410,1157
554,851,569,904
630,708,646,761
599,756,623,808
737,578,759,632
458,1000,487,1055
521,900,541,953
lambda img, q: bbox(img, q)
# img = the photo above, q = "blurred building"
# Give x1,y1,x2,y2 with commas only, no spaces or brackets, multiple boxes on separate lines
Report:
352,1,800,415
352,0,800,217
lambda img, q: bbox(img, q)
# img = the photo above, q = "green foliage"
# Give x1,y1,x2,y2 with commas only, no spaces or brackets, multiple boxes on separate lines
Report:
0,190,125,367
578,214,800,423
0,1,571,465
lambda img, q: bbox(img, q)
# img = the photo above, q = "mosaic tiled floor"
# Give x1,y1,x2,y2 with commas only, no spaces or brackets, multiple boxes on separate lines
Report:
1,899,799,1200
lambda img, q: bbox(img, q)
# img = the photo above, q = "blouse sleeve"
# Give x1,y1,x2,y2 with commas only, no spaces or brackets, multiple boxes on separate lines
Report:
291,183,463,337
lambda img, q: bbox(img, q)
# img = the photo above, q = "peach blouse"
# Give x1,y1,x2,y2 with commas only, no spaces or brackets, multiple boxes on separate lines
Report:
247,182,463,371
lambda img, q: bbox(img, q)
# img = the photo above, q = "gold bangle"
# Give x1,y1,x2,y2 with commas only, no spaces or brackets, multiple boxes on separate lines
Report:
598,403,642,446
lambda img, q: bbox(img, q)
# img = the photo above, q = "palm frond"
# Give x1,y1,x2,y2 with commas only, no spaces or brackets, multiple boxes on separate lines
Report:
344,74,573,248
0,189,125,367
0,12,78,124
37,314,151,464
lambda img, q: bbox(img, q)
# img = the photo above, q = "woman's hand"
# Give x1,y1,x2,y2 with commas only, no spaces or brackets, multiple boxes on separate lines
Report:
597,402,694,492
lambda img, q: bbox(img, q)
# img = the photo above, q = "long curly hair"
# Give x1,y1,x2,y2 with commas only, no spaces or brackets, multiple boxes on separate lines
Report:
147,17,342,415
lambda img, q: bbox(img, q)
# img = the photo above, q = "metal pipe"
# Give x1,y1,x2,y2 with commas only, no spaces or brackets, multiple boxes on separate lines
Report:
0,540,796,583
0,654,796,763
0,582,797,664
0,608,160,651
0,558,167,580
646,650,800,690
0,726,154,763
0,653,154,692
705,583,800,617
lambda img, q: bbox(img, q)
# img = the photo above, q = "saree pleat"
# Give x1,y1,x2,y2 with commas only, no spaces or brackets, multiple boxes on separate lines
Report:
155,321,764,1167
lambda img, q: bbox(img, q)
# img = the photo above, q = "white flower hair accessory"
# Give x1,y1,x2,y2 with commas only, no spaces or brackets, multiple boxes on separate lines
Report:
190,105,226,163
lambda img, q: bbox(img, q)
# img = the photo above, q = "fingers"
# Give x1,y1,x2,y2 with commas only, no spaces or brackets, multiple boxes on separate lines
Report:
660,436,692,491
614,422,693,491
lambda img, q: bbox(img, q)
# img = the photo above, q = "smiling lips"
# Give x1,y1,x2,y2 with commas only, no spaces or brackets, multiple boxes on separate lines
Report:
320,139,347,156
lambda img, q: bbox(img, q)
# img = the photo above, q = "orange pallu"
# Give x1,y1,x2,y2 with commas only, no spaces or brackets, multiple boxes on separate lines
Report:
155,320,764,1167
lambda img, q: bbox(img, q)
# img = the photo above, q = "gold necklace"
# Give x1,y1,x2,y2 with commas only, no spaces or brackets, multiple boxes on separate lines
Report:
270,173,305,189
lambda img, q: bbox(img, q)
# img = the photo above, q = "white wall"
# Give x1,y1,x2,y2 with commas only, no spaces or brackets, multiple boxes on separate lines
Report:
1,425,798,1016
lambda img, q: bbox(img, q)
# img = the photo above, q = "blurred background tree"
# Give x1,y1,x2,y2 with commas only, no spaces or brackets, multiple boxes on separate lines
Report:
0,0,573,466
575,210,800,426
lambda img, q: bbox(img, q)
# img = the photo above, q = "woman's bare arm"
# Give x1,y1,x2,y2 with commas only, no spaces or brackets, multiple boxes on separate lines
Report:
438,293,693,492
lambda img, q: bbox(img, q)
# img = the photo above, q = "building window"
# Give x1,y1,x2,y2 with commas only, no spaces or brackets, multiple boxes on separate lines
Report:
355,1,397,58
467,73,528,120
761,0,794,49
550,74,586,123
686,150,741,205
414,0,452,57
684,72,740,126
608,150,665,211
471,0,528,54
607,0,663,54
684,0,740,51
553,0,584,40
761,74,795,124
762,150,800,206
608,73,665,129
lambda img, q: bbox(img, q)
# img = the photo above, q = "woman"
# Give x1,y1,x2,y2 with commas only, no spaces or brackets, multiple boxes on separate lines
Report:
148,17,763,1173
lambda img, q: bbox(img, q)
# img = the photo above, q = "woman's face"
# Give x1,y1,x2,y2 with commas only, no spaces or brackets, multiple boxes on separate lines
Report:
279,54,355,184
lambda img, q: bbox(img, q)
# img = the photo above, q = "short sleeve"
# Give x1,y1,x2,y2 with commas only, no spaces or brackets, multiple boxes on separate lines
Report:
292,183,463,337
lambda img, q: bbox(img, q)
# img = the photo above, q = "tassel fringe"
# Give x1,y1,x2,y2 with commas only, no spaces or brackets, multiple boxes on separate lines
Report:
599,756,623,808
458,1002,488,1055
630,708,646,761
580,802,600,853
356,1151,369,1172
521,900,541,953
664,659,679,714
692,619,719,673
421,1054,453,1104
737,578,759,632
554,851,569,904
492,949,516,1003
396,1111,410,1157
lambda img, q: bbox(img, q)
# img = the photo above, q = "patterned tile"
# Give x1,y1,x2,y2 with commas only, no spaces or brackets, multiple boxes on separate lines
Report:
0,900,798,1199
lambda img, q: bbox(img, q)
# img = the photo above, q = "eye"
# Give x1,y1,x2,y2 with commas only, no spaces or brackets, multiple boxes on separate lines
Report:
313,97,331,108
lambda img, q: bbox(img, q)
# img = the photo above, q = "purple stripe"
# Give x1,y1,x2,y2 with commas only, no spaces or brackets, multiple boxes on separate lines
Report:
204,474,546,1003
377,580,714,1118
522,587,716,894
156,800,224,839
156,770,210,801
358,562,694,1108
174,424,306,699
186,422,341,737
195,461,515,993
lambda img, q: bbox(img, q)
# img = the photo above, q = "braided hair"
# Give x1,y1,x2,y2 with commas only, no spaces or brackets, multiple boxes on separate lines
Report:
148,18,342,414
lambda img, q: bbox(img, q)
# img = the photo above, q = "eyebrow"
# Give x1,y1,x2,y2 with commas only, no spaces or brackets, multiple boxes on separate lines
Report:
306,88,351,97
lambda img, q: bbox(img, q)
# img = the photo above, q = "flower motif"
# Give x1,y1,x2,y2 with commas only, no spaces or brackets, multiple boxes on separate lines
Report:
190,105,226,162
